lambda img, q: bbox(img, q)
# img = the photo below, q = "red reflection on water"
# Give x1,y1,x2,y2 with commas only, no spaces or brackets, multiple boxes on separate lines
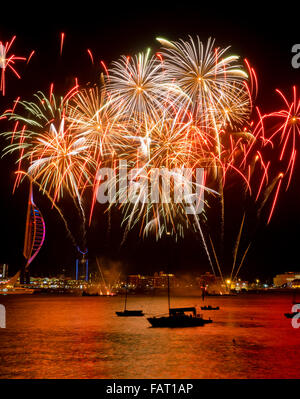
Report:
0,293,299,378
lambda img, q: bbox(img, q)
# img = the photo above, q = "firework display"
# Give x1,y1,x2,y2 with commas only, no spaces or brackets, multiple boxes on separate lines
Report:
0,35,298,279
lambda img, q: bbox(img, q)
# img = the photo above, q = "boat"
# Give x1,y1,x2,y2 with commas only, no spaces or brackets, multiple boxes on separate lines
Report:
0,286,34,295
147,307,212,327
116,279,144,317
82,291,101,296
201,305,220,310
116,309,144,316
147,272,212,328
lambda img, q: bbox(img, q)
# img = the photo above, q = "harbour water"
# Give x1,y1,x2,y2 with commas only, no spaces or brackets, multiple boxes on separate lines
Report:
0,293,299,379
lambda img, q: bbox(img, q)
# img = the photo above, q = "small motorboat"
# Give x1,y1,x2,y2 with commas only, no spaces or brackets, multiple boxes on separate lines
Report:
201,305,220,310
116,310,144,317
82,291,100,296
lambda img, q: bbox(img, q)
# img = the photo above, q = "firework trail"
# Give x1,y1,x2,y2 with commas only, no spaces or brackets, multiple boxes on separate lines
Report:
0,36,26,96
230,213,245,281
60,33,65,56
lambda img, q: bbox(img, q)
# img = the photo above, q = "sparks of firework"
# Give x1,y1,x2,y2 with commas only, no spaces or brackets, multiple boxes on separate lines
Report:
1,91,96,206
264,86,300,188
250,86,300,224
87,49,94,64
27,50,35,65
0,36,26,95
60,33,65,56
105,48,186,121
96,38,259,252
99,107,219,240
157,36,250,128
66,85,123,162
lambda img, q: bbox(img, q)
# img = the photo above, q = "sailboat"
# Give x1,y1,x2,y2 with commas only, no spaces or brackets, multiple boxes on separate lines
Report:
115,280,144,317
147,273,213,328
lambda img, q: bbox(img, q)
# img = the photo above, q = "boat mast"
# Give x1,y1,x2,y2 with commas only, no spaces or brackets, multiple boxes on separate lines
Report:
167,273,170,313
166,231,171,313
124,278,128,311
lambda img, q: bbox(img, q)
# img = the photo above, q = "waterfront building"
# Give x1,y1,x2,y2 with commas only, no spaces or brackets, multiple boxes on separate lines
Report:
273,272,300,287
230,280,249,291
21,276,89,291
291,279,300,288
128,271,176,289
153,271,176,288
128,274,141,287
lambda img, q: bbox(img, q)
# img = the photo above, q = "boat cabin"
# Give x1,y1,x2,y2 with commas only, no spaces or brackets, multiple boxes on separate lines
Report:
169,307,198,317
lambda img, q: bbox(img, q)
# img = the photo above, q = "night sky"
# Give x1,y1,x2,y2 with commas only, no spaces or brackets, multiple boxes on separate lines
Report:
0,1,299,281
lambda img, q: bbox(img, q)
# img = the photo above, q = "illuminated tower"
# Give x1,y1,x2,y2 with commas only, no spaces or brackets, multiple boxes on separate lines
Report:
21,183,46,285
75,247,89,281
0,264,8,279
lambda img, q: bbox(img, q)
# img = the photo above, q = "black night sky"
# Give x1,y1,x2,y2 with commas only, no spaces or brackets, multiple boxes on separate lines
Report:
0,1,299,281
